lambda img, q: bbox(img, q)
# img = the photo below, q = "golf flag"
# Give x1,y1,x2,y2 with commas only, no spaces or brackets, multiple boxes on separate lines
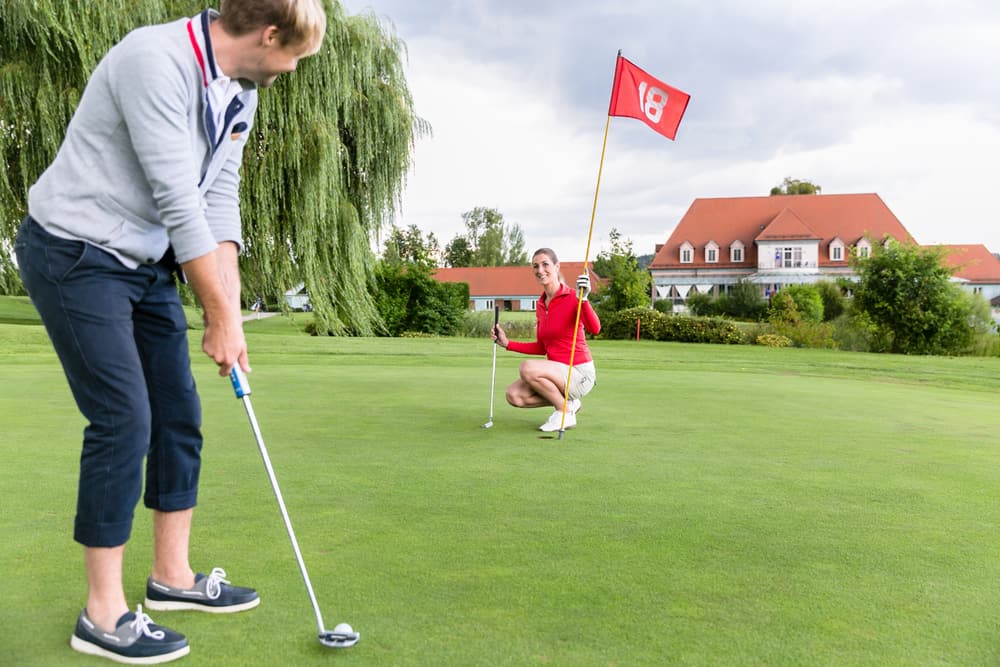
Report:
608,55,690,140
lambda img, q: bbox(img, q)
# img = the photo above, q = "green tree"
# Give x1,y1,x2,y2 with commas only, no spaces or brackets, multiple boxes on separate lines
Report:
382,224,439,268
443,236,472,268
373,262,467,336
726,279,767,320
815,280,846,321
780,284,824,322
592,228,652,317
445,207,527,267
375,223,465,336
770,177,822,195
850,240,990,354
0,0,426,334
768,290,800,324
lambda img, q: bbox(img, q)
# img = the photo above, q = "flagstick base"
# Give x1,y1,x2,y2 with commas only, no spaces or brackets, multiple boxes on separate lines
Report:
557,430,565,440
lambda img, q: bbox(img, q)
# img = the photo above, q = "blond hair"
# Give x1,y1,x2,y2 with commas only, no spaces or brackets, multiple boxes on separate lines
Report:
219,0,327,53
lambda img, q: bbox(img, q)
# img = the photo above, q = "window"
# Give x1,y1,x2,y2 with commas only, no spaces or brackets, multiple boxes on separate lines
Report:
831,245,843,261
857,245,870,259
774,247,803,268
732,247,743,262
706,248,717,263
680,243,693,263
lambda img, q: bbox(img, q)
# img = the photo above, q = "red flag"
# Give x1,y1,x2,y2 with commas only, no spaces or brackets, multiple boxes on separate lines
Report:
608,55,690,140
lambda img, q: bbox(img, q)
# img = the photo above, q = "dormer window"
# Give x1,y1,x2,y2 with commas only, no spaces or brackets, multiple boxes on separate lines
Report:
829,238,845,262
705,241,719,264
680,241,693,264
730,240,744,263
856,239,872,259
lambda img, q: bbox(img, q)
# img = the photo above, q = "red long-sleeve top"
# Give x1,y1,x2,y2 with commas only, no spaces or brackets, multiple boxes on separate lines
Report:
506,284,601,364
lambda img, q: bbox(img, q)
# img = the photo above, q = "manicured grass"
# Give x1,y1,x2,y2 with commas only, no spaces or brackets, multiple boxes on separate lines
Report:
3,314,1000,666
0,294,42,324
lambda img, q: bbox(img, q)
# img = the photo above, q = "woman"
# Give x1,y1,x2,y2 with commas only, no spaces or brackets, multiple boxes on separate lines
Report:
492,248,601,431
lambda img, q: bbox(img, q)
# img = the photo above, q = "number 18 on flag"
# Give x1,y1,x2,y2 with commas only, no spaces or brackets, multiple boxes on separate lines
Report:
608,54,690,141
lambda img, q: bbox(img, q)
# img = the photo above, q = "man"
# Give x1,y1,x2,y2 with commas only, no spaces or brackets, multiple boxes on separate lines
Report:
14,1,326,663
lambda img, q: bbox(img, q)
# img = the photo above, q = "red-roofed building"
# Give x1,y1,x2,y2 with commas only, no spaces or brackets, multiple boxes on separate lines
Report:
433,262,601,312
940,245,1000,307
649,193,914,304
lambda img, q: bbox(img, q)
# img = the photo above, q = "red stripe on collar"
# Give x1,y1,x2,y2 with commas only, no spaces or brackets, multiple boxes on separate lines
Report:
186,20,208,87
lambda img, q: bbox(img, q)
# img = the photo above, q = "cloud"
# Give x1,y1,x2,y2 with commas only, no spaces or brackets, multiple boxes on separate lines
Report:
345,0,1000,260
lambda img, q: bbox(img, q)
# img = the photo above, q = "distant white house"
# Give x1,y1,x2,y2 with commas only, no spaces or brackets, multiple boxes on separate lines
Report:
284,283,311,310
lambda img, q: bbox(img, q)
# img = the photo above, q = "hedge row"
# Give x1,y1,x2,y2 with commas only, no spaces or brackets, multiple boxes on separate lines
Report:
601,308,747,345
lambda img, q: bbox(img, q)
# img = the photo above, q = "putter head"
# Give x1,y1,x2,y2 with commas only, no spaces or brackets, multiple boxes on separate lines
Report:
482,421,493,429
318,629,360,648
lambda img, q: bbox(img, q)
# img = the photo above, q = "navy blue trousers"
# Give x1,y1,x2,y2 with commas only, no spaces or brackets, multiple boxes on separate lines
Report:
15,217,203,547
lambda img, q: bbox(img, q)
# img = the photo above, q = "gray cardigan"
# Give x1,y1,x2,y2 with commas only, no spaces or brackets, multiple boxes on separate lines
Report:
28,10,258,269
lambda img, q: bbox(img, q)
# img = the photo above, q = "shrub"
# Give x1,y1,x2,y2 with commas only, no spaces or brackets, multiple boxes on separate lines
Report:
653,316,748,345
768,290,800,324
602,309,748,345
755,333,792,347
781,284,824,322
767,318,837,349
815,280,846,321
685,293,716,317
600,308,668,340
685,280,767,321
830,312,874,352
652,299,674,315
727,280,768,320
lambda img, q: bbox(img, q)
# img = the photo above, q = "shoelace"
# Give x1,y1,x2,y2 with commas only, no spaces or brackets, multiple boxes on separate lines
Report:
204,567,230,600
131,605,165,640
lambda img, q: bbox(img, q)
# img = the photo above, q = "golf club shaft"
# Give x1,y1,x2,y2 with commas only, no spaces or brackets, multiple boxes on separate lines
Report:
230,369,326,634
489,306,499,420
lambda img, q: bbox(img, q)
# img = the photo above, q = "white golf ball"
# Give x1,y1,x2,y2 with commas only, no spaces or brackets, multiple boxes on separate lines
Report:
334,623,353,635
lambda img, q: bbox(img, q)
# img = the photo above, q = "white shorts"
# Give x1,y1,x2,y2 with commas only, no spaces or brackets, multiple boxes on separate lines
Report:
553,361,596,400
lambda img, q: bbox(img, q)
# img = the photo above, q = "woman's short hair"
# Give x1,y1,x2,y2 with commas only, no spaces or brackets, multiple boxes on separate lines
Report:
219,0,327,52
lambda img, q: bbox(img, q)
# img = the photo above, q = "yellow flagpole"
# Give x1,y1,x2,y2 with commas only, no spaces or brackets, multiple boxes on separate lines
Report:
557,110,613,440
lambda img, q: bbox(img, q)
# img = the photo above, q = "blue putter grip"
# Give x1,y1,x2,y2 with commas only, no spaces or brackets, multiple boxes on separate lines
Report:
230,367,251,398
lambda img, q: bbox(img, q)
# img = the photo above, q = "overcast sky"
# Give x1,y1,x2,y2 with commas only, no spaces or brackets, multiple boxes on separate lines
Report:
339,0,1000,262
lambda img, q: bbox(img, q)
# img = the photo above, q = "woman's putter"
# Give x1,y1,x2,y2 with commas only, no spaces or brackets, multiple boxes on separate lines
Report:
483,306,500,428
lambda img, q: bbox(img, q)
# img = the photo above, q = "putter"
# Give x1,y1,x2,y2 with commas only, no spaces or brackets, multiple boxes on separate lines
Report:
482,306,500,428
229,368,360,649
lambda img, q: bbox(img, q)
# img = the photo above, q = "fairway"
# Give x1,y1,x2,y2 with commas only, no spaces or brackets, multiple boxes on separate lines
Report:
3,318,1000,666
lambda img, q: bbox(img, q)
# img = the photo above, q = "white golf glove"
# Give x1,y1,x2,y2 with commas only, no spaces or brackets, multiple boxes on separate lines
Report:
576,273,591,300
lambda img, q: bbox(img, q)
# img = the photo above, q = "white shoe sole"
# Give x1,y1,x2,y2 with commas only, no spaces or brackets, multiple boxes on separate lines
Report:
71,634,190,665
143,596,260,614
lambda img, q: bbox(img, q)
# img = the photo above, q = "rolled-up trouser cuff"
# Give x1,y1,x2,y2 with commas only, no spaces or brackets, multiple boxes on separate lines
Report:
146,490,199,513
74,517,135,548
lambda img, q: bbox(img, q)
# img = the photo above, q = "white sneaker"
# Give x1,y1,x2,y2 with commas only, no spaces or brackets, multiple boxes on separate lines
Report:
539,409,576,432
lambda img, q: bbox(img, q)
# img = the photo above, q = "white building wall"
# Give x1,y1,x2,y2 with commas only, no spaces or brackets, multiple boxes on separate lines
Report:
756,240,820,270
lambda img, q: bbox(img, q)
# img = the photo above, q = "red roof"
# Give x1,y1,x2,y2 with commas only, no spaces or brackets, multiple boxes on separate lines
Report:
433,262,600,298
755,208,821,242
650,193,914,269
941,244,1000,283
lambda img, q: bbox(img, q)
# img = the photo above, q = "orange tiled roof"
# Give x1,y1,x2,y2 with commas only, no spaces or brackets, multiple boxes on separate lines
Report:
650,193,913,269
433,262,599,297
940,244,1000,283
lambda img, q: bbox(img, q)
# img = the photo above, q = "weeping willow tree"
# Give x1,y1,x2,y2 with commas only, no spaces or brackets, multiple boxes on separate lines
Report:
0,0,425,333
